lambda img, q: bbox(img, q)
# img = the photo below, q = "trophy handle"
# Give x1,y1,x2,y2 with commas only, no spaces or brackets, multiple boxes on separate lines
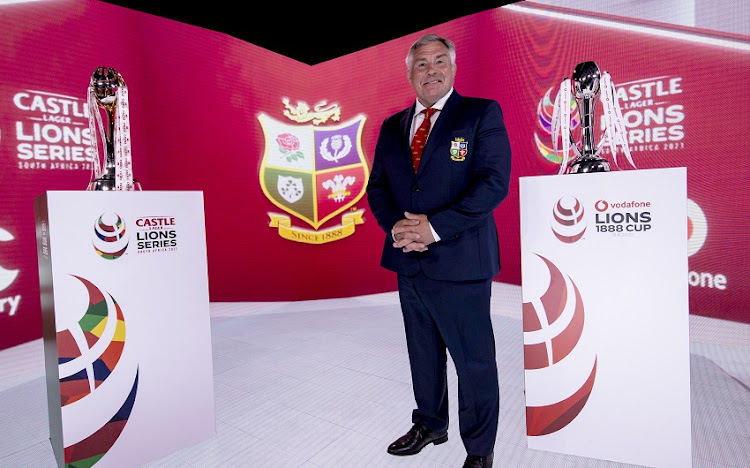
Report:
569,133,582,159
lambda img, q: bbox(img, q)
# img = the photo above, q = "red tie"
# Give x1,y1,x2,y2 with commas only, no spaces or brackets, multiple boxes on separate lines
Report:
411,107,436,172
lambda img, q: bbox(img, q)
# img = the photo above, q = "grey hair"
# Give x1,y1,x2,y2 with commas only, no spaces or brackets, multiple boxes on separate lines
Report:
405,34,456,70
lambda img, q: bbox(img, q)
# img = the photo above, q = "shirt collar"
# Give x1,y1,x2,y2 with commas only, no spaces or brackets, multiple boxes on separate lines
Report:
415,88,453,115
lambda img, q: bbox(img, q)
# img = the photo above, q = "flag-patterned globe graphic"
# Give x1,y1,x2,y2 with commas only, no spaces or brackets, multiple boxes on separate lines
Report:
57,274,138,466
93,212,129,260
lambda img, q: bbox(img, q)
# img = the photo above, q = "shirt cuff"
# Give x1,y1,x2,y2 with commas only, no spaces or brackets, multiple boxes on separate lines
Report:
429,222,440,242
391,222,441,242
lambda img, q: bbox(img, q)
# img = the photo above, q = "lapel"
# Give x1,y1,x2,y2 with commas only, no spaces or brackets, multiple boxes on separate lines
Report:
400,105,418,177
416,91,462,176
400,106,416,149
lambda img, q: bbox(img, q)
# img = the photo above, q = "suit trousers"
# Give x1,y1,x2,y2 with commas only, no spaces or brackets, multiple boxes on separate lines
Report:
397,272,499,457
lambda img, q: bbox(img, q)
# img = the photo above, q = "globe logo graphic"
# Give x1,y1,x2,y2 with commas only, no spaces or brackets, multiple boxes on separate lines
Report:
57,274,138,466
551,196,586,243
687,198,707,257
534,86,579,165
93,212,129,260
523,253,597,436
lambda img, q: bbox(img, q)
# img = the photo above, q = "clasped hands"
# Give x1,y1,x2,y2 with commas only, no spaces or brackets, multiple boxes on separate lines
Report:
391,212,435,253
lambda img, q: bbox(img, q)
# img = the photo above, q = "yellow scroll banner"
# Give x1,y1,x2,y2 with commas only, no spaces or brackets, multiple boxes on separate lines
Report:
268,210,364,244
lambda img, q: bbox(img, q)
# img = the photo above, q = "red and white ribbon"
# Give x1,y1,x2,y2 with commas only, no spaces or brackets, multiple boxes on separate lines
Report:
87,74,135,190
552,78,572,175
113,85,134,190
599,72,635,169
87,88,104,184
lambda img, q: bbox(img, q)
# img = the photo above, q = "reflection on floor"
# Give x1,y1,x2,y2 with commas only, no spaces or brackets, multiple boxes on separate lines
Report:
0,283,748,467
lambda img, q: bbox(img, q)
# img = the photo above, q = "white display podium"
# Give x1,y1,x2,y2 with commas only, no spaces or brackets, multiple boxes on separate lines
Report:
519,168,691,468
34,191,215,468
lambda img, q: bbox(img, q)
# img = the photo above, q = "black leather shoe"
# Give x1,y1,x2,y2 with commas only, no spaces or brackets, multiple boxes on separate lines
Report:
463,451,493,468
386,422,448,456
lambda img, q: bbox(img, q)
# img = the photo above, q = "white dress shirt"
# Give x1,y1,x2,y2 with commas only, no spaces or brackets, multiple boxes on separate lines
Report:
394,89,455,244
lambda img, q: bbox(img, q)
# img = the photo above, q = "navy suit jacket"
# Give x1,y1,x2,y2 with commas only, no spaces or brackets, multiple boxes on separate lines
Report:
366,91,512,281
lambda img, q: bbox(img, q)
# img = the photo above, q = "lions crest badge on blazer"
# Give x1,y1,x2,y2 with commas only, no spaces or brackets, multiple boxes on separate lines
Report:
450,137,468,161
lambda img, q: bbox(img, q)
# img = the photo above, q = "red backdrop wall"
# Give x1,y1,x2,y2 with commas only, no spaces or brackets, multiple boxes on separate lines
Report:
1,0,747,350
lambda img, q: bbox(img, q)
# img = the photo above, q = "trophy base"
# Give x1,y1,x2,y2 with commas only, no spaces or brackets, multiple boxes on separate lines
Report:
87,178,141,191
88,179,117,191
568,157,611,174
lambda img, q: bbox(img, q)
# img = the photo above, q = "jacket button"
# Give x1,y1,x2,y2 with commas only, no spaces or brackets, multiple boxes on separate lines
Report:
412,186,419,192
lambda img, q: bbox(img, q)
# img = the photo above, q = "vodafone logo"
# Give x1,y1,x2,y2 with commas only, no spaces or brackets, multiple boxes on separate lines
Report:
523,253,597,436
0,228,19,290
687,199,727,290
687,198,707,257
551,196,586,243
0,227,21,317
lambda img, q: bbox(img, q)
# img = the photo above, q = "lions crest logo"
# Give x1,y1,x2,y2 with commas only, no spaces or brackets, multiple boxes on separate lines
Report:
450,137,468,161
258,102,369,244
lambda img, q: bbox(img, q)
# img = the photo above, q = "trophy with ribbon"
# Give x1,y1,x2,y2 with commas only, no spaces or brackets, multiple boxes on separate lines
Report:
86,67,141,190
551,61,634,174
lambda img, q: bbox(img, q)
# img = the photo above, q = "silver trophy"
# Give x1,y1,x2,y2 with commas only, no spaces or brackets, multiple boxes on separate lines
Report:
87,67,140,191
568,61,609,173
553,61,633,175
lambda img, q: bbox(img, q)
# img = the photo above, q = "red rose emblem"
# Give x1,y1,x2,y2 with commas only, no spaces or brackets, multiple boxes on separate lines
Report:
276,133,300,152
275,133,304,162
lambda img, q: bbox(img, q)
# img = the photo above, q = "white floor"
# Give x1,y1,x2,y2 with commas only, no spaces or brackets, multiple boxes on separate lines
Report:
0,283,748,468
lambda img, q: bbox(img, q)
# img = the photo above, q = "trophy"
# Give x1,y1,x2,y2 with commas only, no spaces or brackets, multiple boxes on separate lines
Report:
551,61,634,175
86,67,140,190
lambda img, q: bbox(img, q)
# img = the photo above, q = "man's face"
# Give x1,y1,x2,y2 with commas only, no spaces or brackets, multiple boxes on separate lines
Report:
407,42,456,108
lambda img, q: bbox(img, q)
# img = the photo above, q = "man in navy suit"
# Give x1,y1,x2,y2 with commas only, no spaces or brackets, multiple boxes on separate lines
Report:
366,33,511,468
